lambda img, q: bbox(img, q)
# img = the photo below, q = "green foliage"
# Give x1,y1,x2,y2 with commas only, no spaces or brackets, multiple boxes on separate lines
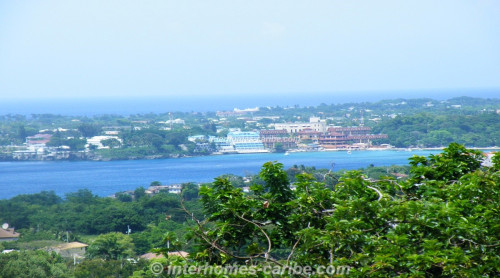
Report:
72,258,147,278
134,186,146,200
65,138,87,151
274,142,286,153
46,134,87,151
77,123,102,137
101,138,121,148
150,181,161,187
0,250,70,278
0,188,197,241
87,232,135,260
408,142,484,185
186,144,499,277
181,183,199,201
116,192,133,202
1,143,498,277
374,112,500,147
492,152,500,170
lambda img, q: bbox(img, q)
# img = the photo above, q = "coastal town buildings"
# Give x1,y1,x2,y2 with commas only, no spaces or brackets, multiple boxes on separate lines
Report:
274,117,327,133
145,184,183,195
86,135,122,149
259,129,297,150
186,117,388,153
26,134,52,147
319,127,388,149
226,131,267,153
270,117,388,150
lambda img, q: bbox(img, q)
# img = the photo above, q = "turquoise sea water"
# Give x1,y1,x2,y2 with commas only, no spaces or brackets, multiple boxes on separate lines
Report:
0,150,441,199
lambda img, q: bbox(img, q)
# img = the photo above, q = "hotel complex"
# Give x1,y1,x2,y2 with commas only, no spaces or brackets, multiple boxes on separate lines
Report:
226,131,267,153
188,117,388,154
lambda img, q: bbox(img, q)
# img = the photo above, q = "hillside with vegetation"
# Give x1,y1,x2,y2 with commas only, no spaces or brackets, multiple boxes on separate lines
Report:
0,143,499,277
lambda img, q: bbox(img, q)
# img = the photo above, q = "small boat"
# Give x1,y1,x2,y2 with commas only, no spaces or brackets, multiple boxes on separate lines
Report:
347,150,352,154
284,151,290,156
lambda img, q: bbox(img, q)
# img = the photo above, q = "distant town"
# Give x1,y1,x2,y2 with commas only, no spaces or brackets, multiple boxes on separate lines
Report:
0,97,499,161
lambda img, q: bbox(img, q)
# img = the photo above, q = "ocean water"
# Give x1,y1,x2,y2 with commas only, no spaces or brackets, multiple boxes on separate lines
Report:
1,90,498,115
0,150,440,199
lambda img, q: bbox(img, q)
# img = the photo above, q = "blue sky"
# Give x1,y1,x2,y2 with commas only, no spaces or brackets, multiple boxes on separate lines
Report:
1,0,499,100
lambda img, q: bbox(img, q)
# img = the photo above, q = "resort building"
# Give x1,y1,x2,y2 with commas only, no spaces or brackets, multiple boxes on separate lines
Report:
274,117,327,133
209,136,234,152
227,131,267,153
319,127,388,149
259,130,297,150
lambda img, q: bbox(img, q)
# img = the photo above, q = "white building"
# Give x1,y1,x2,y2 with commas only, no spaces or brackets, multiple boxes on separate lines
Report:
188,135,207,142
146,184,183,195
227,131,267,153
273,117,327,133
86,136,122,149
158,119,185,125
209,136,234,152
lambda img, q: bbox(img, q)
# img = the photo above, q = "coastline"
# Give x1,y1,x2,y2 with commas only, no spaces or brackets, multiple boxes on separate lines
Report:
0,147,495,199
1,146,498,163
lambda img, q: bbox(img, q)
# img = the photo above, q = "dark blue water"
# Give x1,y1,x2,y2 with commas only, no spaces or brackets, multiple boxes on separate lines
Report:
0,150,439,199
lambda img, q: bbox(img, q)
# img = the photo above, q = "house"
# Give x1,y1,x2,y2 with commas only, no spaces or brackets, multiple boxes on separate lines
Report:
0,226,20,242
146,184,183,195
26,134,52,147
86,136,122,149
48,242,88,258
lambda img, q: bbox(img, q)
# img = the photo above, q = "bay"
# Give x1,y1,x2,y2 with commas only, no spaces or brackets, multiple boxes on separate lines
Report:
0,150,439,199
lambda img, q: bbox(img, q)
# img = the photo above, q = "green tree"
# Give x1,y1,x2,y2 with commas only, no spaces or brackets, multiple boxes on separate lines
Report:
182,144,499,277
87,232,135,260
65,138,87,151
0,250,70,278
492,152,500,171
150,181,161,186
16,125,27,141
274,142,286,153
78,124,102,138
134,186,146,200
181,183,199,201
101,138,121,148
73,258,146,278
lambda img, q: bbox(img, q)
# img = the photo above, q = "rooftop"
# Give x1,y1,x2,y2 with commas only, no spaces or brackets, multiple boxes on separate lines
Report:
0,228,20,239
52,242,88,250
